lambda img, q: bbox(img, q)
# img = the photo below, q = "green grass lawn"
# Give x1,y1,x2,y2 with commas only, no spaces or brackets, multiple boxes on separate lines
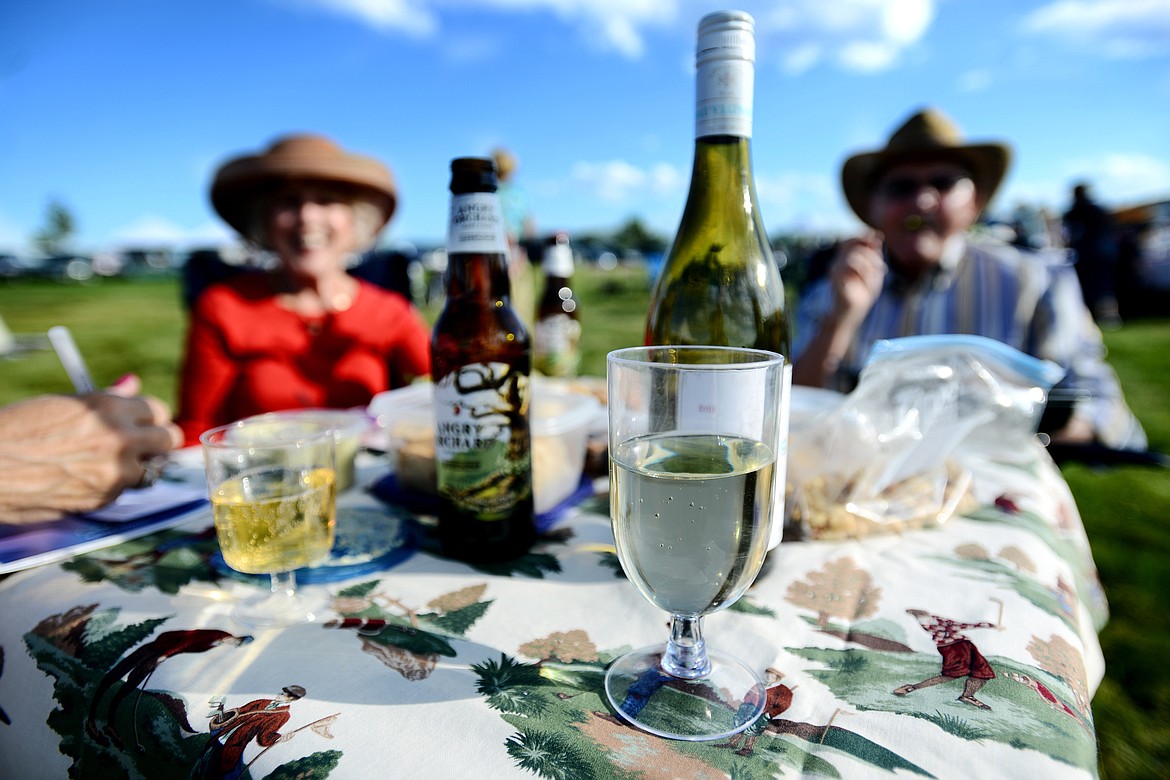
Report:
1,269,1167,777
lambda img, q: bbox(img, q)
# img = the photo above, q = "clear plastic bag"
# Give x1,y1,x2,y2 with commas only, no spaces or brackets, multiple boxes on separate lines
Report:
787,335,1064,541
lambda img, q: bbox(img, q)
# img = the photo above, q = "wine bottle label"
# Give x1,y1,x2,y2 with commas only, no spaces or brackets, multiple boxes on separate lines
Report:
434,363,532,518
696,58,753,139
448,193,509,255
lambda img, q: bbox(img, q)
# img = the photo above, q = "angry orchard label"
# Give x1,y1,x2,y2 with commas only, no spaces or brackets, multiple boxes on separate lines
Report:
433,362,532,518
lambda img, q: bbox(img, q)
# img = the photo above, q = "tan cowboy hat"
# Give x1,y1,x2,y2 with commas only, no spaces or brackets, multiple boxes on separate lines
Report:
841,107,1012,228
210,133,397,242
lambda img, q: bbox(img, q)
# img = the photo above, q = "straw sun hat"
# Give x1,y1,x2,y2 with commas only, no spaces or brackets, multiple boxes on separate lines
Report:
210,134,397,244
841,107,1012,228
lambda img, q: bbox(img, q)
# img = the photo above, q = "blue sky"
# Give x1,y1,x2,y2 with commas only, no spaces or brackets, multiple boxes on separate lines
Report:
1,0,1168,254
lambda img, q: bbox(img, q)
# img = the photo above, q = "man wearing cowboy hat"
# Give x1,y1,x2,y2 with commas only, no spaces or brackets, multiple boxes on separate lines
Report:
791,107,1145,451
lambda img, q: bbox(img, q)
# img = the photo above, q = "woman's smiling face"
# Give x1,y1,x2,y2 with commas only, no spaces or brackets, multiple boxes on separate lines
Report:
265,181,364,278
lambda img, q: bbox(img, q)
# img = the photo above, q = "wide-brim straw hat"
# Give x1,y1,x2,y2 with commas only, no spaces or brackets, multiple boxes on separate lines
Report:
841,107,1012,228
210,134,397,241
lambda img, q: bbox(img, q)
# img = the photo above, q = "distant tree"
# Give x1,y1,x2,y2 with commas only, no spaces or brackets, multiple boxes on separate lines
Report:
611,217,667,255
33,199,76,255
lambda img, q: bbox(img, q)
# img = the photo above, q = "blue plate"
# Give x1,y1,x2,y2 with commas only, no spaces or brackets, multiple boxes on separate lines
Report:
369,473,596,533
210,503,418,584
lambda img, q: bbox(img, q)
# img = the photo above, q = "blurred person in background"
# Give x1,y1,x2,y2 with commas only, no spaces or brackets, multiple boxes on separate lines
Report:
492,146,538,329
791,107,1145,451
0,377,182,524
1063,181,1122,328
175,134,431,445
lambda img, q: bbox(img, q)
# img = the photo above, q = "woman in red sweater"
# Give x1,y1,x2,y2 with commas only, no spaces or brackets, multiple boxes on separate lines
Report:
176,134,431,445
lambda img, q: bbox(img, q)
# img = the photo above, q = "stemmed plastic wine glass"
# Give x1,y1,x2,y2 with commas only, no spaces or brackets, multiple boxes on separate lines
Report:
201,419,338,628
605,346,785,740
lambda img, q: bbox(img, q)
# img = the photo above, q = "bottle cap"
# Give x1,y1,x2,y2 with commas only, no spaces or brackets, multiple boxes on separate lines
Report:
696,10,755,66
449,157,498,194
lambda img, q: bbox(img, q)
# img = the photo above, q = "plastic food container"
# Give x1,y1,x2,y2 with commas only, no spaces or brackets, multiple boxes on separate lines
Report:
369,382,603,515
243,408,373,492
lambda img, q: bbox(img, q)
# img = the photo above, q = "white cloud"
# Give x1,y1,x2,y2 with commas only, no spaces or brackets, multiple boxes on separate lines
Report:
278,1,938,69
1021,0,1170,59
1003,152,1170,216
569,159,684,202
762,0,936,74
109,216,234,250
754,170,855,232
1066,153,1170,204
956,68,993,93
290,0,438,36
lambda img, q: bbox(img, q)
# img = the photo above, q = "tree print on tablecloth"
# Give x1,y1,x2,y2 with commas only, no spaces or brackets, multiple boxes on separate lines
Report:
1027,633,1091,718
62,527,221,593
326,579,493,680
469,629,934,779
785,556,910,651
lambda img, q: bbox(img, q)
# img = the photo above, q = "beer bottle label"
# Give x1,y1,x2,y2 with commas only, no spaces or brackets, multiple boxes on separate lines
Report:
433,362,532,518
448,193,509,255
534,315,582,377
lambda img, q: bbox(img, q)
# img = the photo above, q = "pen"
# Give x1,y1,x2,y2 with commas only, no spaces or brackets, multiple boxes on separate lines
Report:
48,325,97,394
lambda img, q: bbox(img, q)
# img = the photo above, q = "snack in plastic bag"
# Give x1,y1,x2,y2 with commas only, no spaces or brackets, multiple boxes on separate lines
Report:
787,335,1064,541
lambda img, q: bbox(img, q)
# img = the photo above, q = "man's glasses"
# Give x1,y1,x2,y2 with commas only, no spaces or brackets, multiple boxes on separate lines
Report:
879,173,971,200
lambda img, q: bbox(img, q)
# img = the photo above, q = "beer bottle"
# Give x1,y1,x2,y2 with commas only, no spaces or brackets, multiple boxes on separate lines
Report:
534,232,581,377
431,157,535,562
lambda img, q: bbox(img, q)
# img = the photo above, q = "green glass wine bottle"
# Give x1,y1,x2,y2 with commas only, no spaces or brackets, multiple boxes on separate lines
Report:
646,10,789,354
645,10,791,550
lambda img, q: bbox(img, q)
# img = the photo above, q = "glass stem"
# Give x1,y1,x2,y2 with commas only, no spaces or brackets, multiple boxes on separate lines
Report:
662,614,711,679
270,570,297,600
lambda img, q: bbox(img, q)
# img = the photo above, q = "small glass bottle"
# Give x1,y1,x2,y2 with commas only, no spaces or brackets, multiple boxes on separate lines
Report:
430,157,535,562
534,232,582,377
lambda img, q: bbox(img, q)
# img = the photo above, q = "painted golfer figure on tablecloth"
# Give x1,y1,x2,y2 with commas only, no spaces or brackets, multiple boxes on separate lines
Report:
194,685,339,779
717,668,794,756
85,629,253,748
893,608,1001,710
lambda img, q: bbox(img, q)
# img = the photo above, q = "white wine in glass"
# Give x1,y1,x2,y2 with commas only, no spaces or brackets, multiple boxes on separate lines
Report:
202,420,337,628
606,345,785,741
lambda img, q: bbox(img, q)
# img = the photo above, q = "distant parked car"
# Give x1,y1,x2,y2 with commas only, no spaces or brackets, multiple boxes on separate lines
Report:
41,255,95,282
0,254,22,279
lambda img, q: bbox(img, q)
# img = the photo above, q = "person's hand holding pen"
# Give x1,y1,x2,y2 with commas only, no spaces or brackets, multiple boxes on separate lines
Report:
0,328,183,525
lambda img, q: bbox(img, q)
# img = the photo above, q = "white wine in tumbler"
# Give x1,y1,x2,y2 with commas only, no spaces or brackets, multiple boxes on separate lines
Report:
211,467,336,574
611,433,774,615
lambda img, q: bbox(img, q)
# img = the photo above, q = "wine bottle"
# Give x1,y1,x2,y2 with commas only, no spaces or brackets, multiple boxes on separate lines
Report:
534,232,582,377
431,157,535,562
644,10,791,550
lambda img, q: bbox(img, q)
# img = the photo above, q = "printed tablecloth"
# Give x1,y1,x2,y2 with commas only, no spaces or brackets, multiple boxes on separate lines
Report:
0,438,1106,779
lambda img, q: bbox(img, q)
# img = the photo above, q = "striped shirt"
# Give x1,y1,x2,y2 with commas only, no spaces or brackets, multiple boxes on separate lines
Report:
793,235,1146,450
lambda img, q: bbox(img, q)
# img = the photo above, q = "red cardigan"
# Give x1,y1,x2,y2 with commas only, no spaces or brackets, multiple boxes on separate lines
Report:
176,275,431,445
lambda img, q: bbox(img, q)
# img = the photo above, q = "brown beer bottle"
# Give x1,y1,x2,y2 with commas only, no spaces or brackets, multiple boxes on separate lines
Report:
533,232,581,377
431,157,535,562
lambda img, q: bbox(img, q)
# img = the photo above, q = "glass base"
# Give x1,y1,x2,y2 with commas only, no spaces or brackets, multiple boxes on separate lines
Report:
604,645,766,741
231,576,328,629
